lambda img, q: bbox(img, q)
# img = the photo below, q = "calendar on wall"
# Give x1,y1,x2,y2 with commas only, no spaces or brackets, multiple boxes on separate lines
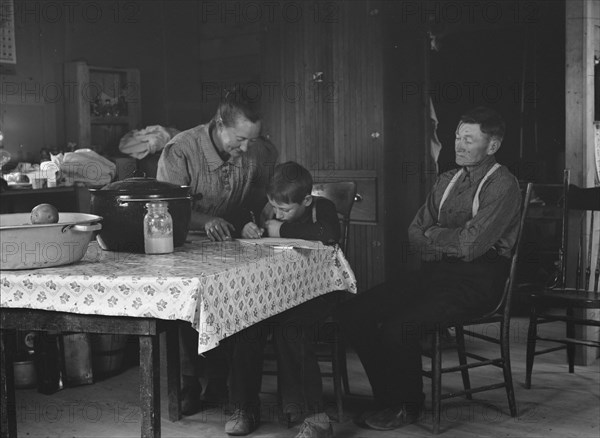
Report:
0,0,16,64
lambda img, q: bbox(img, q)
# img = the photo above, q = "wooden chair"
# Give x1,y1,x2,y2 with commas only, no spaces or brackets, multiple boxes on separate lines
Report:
422,182,532,434
525,170,600,388
311,181,357,255
311,181,357,420
262,181,357,423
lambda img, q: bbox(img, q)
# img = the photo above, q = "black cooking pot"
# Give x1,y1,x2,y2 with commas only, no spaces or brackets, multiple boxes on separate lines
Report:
89,177,192,253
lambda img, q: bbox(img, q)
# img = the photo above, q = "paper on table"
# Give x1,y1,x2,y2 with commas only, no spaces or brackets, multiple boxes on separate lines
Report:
236,237,327,250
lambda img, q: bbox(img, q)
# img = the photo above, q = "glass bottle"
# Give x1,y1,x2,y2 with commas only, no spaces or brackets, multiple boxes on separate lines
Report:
144,201,174,254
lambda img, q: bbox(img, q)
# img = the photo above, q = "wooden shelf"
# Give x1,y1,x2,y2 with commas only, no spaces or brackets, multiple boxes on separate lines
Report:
91,116,130,125
0,186,78,197
0,185,90,213
64,61,141,153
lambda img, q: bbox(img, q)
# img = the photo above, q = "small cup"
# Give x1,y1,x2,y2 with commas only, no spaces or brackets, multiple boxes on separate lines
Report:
31,178,47,189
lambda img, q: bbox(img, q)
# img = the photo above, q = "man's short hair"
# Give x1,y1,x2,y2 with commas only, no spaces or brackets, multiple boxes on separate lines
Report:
215,87,261,127
459,106,505,142
267,161,313,204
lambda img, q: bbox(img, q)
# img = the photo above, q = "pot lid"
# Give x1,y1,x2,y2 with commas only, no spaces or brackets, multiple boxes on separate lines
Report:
94,177,190,198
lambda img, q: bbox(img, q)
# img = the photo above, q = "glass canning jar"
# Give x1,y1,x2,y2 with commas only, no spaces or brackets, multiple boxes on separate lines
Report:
143,201,174,254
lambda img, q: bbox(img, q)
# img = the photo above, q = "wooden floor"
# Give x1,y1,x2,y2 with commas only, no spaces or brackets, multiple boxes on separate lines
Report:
13,317,600,437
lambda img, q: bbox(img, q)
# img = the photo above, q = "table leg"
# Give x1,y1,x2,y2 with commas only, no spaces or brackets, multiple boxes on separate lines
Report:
139,335,161,438
166,324,181,422
1,330,17,438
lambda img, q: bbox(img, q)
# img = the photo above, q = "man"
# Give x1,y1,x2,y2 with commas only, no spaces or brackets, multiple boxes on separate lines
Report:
337,106,521,430
156,89,278,433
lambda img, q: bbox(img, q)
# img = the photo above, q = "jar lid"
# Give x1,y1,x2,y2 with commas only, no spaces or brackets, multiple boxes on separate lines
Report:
146,200,168,208
93,177,190,199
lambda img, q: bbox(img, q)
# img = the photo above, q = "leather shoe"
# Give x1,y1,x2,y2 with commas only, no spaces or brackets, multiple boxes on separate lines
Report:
354,410,377,429
363,404,422,430
224,409,259,436
295,413,333,438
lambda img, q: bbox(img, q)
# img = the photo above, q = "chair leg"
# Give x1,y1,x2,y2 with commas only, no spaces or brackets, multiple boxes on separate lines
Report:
525,306,538,389
338,339,351,396
566,307,575,373
454,326,472,400
331,335,344,422
431,330,442,435
500,321,518,417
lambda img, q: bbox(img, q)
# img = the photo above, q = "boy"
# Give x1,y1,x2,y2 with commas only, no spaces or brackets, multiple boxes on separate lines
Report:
231,161,339,438
242,161,340,245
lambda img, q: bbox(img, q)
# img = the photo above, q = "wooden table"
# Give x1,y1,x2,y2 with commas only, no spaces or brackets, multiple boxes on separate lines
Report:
0,238,357,437
1,311,179,438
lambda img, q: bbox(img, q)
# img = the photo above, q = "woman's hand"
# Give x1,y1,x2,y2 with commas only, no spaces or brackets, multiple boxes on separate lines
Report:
241,222,264,239
204,217,235,241
264,219,283,237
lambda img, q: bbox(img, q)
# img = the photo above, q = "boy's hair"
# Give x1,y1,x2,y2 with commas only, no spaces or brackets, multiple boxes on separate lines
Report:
459,106,505,142
267,161,313,204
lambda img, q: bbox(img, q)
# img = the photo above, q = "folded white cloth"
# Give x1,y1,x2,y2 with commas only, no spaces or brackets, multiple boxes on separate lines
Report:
119,125,180,159
60,149,116,186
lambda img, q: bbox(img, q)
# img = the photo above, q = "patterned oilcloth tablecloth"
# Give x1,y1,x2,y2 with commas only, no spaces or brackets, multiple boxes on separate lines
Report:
0,240,357,353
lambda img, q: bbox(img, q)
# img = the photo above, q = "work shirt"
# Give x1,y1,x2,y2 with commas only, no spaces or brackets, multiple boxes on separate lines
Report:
408,155,521,262
156,123,278,232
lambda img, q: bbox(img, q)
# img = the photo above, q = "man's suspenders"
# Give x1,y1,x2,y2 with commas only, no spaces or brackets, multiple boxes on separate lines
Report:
437,163,501,223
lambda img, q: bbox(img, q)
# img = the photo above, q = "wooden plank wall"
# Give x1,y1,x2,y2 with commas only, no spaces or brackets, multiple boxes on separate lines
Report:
1,12,65,162
382,19,431,276
163,1,263,130
261,1,385,292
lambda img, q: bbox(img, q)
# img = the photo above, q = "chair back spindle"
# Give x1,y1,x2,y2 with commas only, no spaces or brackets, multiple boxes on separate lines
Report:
585,213,594,289
311,181,357,253
560,172,600,291
478,182,533,319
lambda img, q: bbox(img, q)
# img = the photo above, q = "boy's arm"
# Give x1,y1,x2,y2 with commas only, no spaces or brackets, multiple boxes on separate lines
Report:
279,198,341,244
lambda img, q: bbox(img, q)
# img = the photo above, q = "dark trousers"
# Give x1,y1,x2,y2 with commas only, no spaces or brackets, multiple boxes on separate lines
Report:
225,296,330,412
179,296,330,412
180,322,269,411
273,296,330,415
226,323,269,411
336,251,509,408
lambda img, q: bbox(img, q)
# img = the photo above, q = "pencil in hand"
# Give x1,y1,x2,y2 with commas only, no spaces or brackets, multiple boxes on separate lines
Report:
250,211,264,237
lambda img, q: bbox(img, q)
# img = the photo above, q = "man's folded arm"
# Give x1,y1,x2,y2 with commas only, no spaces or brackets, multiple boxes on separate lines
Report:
422,178,521,260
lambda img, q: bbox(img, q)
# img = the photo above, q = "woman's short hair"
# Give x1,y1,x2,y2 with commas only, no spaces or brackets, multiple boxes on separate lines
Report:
267,161,313,204
459,106,505,142
216,87,262,127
